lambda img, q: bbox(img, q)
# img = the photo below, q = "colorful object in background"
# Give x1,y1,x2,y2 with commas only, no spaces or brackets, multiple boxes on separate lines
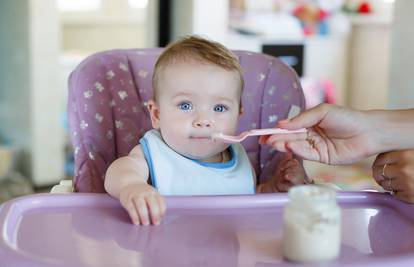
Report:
293,4,330,36
357,1,372,14
342,0,372,14
300,77,336,109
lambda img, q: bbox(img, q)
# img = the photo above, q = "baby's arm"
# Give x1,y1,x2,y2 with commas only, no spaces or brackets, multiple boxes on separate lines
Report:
257,152,309,193
105,145,166,225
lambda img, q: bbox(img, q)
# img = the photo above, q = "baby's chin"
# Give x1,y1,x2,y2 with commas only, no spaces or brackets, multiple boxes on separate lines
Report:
166,140,229,162
178,149,224,162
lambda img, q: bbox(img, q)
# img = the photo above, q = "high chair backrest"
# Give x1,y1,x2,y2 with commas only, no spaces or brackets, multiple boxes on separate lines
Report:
68,49,306,192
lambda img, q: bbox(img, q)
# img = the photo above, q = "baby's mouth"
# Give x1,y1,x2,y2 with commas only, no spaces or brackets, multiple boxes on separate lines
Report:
189,135,212,140
190,136,210,139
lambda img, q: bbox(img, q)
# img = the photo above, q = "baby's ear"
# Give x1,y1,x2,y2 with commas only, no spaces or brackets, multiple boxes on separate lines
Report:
147,100,160,129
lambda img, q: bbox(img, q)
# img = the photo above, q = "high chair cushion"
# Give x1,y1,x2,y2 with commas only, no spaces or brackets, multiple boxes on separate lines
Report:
68,49,306,192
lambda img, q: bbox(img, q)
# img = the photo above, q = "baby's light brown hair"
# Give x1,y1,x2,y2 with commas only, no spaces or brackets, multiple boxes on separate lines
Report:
152,35,244,103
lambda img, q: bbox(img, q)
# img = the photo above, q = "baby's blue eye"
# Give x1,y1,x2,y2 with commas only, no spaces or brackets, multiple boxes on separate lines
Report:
214,104,228,113
178,102,193,111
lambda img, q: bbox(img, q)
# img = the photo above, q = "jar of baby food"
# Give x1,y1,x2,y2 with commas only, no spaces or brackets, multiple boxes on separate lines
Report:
282,185,341,262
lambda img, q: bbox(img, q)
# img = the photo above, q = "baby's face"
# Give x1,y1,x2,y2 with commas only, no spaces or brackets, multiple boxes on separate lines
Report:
149,61,242,162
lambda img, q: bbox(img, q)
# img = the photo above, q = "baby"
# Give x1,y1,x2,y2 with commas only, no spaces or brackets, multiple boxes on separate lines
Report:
105,36,307,225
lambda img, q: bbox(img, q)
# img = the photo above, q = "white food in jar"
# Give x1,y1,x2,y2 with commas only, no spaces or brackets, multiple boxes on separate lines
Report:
283,185,341,262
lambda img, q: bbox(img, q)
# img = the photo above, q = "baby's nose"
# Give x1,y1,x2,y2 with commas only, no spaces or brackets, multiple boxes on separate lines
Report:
193,119,211,128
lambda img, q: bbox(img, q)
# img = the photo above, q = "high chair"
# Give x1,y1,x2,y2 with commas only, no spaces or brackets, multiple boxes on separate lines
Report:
4,50,414,265
62,48,306,193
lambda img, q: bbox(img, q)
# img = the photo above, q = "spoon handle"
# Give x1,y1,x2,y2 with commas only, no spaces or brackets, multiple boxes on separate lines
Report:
248,128,307,137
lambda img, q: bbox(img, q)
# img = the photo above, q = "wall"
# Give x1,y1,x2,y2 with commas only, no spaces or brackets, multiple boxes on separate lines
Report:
0,0,158,187
62,24,146,52
347,16,391,110
0,0,64,186
60,0,149,52
304,35,349,106
30,0,64,186
172,0,229,42
0,1,31,151
388,0,414,109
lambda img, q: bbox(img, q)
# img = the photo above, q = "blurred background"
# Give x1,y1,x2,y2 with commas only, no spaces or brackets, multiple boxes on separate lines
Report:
0,0,413,202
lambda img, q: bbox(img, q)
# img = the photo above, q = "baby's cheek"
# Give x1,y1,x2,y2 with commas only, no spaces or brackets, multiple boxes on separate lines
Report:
173,137,189,150
217,113,238,128
168,134,189,152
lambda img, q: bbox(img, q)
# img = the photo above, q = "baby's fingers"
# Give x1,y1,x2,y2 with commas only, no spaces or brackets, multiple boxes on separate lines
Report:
146,194,163,225
278,152,293,169
284,169,306,185
280,158,299,170
124,201,141,225
133,197,150,226
276,180,294,192
157,195,167,217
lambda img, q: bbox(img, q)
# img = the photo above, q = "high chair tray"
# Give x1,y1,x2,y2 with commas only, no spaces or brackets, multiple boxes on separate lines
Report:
1,192,414,267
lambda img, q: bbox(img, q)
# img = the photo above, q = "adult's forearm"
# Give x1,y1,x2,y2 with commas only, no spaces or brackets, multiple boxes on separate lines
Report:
369,109,414,153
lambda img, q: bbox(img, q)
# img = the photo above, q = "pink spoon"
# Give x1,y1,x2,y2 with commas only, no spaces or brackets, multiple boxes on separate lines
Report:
211,128,307,144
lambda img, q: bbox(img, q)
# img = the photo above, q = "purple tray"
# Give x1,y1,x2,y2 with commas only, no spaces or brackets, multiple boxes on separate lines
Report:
1,192,414,267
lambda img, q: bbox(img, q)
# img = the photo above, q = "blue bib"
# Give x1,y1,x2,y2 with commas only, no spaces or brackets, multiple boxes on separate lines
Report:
139,129,255,196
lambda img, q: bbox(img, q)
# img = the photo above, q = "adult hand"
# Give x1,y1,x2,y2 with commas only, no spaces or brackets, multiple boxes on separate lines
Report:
260,104,378,165
372,150,414,203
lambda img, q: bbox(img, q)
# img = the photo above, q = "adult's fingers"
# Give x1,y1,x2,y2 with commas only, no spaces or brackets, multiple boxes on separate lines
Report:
372,151,400,167
285,140,322,162
372,162,401,184
380,176,404,192
277,104,330,130
262,123,326,147
268,141,289,153
261,132,308,144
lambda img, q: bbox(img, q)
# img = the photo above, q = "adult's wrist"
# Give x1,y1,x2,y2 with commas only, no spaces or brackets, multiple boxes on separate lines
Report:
369,109,414,153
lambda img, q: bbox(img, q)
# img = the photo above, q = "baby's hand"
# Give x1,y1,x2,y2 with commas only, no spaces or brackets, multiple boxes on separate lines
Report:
259,152,308,193
275,152,308,192
119,183,166,226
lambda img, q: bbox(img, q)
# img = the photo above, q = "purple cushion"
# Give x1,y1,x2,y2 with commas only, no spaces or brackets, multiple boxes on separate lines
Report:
68,49,306,192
